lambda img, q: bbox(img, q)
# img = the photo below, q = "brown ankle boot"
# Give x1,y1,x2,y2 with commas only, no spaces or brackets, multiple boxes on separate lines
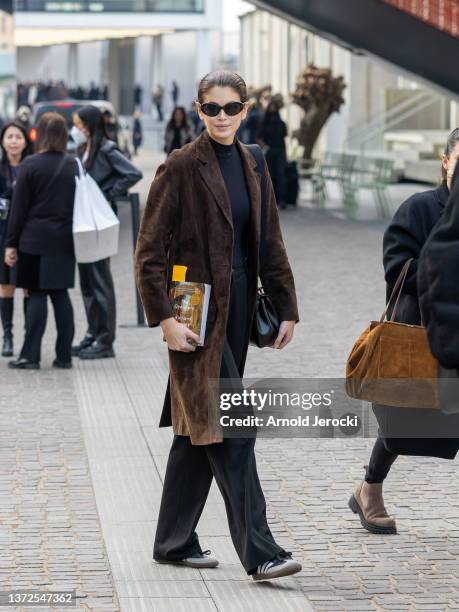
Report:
349,472,397,535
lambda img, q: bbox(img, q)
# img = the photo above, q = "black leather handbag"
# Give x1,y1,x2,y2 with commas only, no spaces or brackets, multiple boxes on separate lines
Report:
246,144,280,348
251,286,280,347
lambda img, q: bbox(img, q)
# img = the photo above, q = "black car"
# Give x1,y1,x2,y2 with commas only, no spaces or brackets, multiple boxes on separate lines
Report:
30,100,84,153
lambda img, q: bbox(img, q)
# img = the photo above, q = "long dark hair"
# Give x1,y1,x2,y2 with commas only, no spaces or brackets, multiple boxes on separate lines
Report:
442,128,459,182
166,106,188,131
76,105,109,169
451,156,459,195
0,121,31,176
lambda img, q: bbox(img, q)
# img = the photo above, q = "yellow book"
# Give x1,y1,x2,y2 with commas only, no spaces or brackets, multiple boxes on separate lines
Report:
168,266,211,346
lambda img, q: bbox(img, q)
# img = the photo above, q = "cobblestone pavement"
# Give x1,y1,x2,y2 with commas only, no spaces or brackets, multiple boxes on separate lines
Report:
0,371,118,611
1,149,458,611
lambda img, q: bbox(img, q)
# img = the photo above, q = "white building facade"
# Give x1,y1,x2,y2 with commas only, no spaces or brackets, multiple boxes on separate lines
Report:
15,0,223,114
239,8,457,162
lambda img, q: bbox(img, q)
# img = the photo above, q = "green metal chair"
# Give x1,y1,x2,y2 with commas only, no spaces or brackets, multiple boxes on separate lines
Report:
309,152,357,207
344,157,394,218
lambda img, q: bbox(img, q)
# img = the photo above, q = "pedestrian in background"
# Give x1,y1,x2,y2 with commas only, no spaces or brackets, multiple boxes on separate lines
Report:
241,99,263,144
5,113,77,370
152,85,164,122
102,109,118,144
136,70,301,582
132,111,143,156
171,80,179,106
164,106,194,156
0,121,32,357
187,102,204,136
349,128,459,535
15,106,32,134
71,105,142,360
88,82,99,101
134,83,143,110
258,102,288,208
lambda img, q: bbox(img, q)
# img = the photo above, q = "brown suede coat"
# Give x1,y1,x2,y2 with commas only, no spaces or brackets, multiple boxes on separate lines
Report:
135,130,299,445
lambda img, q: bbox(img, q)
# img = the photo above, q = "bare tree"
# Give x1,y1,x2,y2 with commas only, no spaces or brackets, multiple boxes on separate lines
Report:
291,64,346,162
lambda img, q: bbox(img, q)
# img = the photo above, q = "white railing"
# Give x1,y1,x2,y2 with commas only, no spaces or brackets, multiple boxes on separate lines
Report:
346,90,441,152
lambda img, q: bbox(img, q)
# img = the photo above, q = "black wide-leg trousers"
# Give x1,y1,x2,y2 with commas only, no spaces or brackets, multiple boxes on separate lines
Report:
153,265,284,573
78,258,116,347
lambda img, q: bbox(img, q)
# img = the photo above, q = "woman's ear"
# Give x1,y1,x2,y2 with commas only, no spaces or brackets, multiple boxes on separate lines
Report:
441,153,449,175
194,101,202,121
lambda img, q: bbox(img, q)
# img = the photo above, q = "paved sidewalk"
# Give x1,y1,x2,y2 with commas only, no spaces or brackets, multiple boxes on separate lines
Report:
1,149,458,611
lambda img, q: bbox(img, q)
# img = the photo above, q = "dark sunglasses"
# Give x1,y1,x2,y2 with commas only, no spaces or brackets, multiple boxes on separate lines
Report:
197,101,246,117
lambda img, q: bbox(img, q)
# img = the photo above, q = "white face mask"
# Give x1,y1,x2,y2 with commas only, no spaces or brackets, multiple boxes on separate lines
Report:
71,125,88,146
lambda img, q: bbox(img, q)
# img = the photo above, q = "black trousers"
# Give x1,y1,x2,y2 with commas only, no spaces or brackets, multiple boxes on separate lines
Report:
365,437,398,484
78,258,116,347
266,147,287,205
20,290,74,364
155,103,164,122
153,265,284,572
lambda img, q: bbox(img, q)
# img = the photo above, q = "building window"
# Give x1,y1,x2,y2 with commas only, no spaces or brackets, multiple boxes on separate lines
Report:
15,0,205,11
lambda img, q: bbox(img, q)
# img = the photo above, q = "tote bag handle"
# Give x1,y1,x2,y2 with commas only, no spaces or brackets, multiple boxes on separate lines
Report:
379,258,413,324
75,157,85,179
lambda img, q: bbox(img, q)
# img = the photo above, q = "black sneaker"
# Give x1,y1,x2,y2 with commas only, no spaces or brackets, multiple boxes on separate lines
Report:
252,553,302,581
79,342,115,360
52,359,72,369
156,550,218,569
8,357,40,370
72,335,94,356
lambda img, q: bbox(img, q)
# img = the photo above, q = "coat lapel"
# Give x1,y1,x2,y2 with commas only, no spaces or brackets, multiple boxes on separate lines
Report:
196,130,233,229
236,139,262,268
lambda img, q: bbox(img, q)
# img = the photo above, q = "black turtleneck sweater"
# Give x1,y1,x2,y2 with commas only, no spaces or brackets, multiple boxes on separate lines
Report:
210,136,251,267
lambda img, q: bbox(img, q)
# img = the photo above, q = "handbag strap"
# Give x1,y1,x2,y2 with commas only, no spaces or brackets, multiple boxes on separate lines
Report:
245,144,267,268
75,157,85,179
379,258,413,323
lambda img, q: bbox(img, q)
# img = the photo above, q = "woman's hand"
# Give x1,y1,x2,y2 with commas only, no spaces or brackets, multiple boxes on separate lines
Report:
160,317,202,352
272,320,295,349
4,248,17,268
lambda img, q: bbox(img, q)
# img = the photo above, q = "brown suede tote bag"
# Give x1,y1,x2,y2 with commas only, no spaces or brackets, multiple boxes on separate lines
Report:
346,259,438,409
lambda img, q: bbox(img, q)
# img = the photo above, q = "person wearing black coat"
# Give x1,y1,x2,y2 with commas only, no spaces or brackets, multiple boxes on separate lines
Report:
257,102,288,208
164,107,194,156
0,121,31,357
5,113,77,369
71,105,142,359
349,128,459,535
132,111,143,156
241,101,263,144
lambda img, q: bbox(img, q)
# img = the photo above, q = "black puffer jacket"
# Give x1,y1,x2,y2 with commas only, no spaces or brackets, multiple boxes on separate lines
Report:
419,164,459,368
85,138,142,202
383,181,449,325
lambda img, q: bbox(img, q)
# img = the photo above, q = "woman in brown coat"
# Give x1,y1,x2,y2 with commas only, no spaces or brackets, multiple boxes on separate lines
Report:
135,71,301,581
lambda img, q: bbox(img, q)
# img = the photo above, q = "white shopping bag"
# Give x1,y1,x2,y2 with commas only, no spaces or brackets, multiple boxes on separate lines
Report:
72,158,120,263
